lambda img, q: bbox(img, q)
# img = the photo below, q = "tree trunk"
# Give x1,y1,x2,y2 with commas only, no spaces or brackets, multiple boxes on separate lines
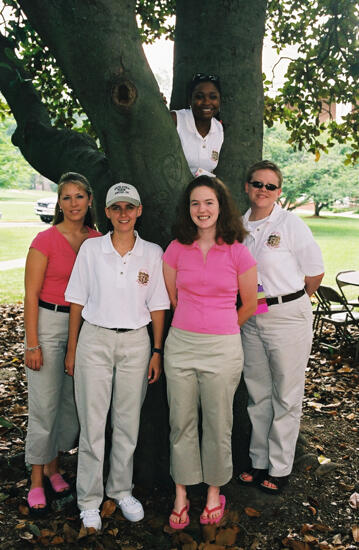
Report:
1,0,268,487
314,201,327,216
171,0,267,211
171,0,267,474
18,0,192,243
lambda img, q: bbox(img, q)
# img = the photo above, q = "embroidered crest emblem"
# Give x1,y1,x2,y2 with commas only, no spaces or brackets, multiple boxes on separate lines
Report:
211,150,219,162
137,270,149,285
266,233,281,248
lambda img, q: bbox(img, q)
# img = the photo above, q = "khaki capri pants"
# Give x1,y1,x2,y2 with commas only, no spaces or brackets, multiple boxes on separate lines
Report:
164,327,243,487
25,307,79,465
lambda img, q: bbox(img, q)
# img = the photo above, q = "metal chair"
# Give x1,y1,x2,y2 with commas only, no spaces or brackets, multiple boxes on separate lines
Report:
313,287,345,338
315,285,359,359
336,270,359,309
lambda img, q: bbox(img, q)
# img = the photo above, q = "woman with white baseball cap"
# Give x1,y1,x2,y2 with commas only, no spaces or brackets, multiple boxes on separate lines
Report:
65,183,170,532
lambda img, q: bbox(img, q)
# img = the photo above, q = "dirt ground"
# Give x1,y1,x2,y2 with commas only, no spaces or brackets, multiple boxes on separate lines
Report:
0,304,358,550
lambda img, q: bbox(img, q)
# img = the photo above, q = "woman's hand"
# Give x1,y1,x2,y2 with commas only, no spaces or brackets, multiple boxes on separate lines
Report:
65,303,84,377
148,353,162,384
237,265,258,326
25,347,43,371
24,249,48,373
64,351,75,377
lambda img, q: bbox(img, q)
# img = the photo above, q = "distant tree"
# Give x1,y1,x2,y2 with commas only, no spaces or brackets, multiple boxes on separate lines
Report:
264,124,359,215
0,115,35,188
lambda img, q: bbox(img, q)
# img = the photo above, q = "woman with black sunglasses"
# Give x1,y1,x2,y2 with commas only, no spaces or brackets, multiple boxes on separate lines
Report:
238,160,324,495
170,74,223,177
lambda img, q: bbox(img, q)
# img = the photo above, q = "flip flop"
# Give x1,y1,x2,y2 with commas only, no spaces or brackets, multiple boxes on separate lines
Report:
200,494,226,525
259,475,289,495
45,473,71,497
238,468,268,486
27,487,48,516
169,501,190,530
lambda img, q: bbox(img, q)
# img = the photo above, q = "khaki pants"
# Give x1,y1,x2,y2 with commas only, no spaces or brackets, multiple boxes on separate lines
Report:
25,307,79,465
74,322,150,510
241,293,313,477
164,327,243,487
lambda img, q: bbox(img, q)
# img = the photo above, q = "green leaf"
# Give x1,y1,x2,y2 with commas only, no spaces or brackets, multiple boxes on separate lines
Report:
0,416,15,429
28,523,41,537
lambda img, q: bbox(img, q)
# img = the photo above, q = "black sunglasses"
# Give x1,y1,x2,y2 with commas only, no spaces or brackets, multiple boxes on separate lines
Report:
249,181,280,192
192,73,219,82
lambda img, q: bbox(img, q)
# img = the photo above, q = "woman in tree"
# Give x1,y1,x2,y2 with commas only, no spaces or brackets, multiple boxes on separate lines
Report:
239,160,324,494
171,74,223,177
24,172,100,515
65,183,170,532
163,175,257,529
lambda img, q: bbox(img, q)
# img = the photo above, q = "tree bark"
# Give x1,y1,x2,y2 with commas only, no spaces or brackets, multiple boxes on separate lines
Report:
171,0,267,473
1,0,268,487
171,0,267,211
19,0,192,245
0,33,111,225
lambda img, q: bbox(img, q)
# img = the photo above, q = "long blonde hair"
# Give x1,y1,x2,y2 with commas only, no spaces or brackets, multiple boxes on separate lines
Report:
53,172,95,228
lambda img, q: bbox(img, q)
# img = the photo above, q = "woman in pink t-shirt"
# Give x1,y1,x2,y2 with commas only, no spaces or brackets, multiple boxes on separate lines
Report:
163,175,257,528
24,172,100,515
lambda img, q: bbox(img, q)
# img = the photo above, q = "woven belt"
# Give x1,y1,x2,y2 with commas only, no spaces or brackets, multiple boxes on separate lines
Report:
266,289,305,306
39,299,70,313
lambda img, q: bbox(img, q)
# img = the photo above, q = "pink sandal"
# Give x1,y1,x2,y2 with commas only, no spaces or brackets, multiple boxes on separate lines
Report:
200,494,226,525
27,487,48,515
169,501,190,530
46,473,71,495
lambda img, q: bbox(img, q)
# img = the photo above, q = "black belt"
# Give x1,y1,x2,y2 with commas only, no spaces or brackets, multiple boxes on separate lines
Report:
103,327,133,333
266,289,305,306
39,300,70,313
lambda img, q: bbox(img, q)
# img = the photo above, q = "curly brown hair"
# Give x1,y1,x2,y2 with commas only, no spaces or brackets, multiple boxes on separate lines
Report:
173,176,247,244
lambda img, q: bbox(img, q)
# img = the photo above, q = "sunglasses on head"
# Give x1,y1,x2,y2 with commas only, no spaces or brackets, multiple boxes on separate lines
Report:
192,73,219,82
249,181,280,191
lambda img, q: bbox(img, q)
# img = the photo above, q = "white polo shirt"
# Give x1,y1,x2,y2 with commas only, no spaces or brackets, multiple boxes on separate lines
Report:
175,109,224,176
243,203,324,298
65,231,170,329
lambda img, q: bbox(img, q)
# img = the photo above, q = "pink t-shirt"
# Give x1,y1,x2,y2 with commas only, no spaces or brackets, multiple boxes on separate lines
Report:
163,239,256,334
30,225,101,306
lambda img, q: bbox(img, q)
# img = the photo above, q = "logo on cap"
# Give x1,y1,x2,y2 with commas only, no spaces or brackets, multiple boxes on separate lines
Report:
114,184,131,195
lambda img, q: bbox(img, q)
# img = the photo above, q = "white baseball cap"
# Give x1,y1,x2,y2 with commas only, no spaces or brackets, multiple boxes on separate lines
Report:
106,183,141,207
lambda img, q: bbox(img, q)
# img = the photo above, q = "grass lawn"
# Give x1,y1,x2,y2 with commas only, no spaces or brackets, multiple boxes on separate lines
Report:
301,215,359,298
0,227,42,261
0,189,56,222
0,268,24,303
0,214,358,304
0,189,56,202
0,202,39,222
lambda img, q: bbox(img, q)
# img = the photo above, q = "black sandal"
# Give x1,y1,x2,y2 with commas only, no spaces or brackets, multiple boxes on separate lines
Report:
259,475,289,495
238,468,268,486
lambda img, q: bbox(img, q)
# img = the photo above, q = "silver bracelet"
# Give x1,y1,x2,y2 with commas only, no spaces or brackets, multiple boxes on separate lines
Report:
26,344,41,352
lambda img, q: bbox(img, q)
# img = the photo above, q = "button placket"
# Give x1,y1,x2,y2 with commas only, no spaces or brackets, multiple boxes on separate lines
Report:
116,255,129,288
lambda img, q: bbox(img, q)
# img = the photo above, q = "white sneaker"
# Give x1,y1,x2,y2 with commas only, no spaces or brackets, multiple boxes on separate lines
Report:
116,495,144,522
80,509,102,531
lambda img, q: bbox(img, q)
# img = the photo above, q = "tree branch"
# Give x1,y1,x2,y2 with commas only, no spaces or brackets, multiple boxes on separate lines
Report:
0,32,112,222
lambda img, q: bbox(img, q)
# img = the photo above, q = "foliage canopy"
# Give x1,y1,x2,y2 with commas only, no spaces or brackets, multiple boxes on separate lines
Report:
1,0,358,162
